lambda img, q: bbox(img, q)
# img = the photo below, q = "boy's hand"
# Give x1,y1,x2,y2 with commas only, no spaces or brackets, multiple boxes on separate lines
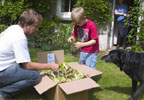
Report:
74,42,84,49
68,36,75,43
74,40,96,49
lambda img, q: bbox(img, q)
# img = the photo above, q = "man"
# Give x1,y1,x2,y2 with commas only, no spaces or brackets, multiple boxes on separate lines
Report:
0,9,59,100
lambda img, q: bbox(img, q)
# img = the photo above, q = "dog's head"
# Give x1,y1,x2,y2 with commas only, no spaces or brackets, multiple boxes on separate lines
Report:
101,49,126,70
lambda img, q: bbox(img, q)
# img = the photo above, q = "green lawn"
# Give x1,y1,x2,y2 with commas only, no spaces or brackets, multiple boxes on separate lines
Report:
14,48,144,100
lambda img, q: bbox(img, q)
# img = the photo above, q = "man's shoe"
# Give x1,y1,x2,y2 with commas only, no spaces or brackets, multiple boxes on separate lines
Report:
0,94,5,100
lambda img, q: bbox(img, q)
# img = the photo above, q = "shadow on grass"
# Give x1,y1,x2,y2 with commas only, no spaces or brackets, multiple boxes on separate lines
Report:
88,75,103,100
105,86,132,95
14,87,46,100
105,86,144,100
91,75,102,83
89,87,102,100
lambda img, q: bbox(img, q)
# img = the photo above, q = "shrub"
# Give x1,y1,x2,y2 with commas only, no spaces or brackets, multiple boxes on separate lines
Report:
28,19,57,49
0,0,26,25
53,23,80,55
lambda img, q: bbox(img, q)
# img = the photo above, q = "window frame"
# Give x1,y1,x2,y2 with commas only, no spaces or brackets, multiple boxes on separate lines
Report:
56,0,72,21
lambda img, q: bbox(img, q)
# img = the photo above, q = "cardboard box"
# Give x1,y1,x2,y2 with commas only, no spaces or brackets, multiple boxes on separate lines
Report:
34,50,102,100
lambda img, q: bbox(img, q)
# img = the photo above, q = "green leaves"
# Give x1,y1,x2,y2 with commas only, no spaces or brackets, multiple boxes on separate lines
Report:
0,0,25,25
0,24,7,32
43,62,87,83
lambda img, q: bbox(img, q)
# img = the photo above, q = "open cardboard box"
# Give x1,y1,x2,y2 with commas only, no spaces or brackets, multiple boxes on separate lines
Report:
34,50,102,100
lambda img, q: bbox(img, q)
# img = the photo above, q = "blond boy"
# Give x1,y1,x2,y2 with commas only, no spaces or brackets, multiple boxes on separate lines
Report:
68,7,99,69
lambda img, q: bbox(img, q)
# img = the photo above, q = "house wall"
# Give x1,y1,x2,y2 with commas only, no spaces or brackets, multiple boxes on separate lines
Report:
98,24,110,51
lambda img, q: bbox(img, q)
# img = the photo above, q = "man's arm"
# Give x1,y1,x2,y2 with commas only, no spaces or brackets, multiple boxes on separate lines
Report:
22,62,59,72
114,9,128,17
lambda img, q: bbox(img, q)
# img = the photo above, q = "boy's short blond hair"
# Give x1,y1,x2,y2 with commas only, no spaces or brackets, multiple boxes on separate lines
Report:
71,7,85,22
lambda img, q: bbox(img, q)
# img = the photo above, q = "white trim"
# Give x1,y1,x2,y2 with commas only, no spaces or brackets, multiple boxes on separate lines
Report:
109,0,116,48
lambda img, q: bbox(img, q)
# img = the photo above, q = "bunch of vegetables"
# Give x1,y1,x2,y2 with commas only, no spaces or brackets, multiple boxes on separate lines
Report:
43,62,87,83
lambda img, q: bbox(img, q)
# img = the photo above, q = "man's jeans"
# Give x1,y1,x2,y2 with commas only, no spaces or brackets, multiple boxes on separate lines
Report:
0,63,40,99
79,52,98,69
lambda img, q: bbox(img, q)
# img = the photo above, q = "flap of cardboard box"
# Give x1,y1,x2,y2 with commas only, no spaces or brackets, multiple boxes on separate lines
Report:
59,77,99,95
67,62,102,77
34,75,56,94
37,50,64,64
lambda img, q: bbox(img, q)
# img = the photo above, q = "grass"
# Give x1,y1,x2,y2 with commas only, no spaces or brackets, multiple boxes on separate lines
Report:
14,48,144,100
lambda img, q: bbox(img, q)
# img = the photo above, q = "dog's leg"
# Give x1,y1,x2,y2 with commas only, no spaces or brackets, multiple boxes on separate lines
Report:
128,82,144,100
132,80,137,95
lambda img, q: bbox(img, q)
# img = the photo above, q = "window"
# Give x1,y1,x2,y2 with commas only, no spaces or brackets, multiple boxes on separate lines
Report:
61,0,76,12
56,0,76,21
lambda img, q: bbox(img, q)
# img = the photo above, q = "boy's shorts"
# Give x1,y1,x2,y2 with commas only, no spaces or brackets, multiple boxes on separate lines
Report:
79,51,98,69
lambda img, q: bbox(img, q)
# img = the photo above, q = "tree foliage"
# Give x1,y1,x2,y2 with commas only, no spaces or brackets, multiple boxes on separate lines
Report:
0,0,57,30
0,0,26,25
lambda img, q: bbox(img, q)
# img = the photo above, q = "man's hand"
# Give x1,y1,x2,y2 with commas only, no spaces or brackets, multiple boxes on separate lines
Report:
124,13,129,17
50,64,59,72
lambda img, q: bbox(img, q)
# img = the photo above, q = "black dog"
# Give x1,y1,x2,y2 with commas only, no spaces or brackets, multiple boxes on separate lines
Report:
102,49,144,100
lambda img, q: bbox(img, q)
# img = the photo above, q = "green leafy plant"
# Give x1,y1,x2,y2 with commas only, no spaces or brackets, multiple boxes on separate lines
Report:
0,0,27,25
43,62,87,83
